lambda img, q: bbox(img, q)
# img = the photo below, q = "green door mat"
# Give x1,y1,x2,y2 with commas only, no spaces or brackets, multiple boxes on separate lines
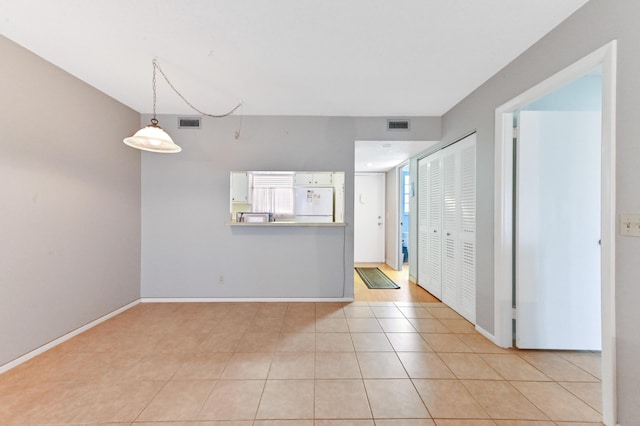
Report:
355,267,400,289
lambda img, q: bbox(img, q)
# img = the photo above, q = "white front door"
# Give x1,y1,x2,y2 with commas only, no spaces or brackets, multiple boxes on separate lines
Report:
516,110,601,350
354,173,385,262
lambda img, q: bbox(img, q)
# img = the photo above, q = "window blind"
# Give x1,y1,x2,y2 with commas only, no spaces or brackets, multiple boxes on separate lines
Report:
251,173,295,218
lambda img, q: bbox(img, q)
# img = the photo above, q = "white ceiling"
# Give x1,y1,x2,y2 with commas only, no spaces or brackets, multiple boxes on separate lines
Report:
0,0,588,168
355,140,438,172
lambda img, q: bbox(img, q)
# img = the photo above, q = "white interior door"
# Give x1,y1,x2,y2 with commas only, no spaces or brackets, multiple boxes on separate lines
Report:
417,157,432,294
441,150,458,305
417,153,443,298
427,154,444,299
516,111,601,350
354,173,385,262
458,139,476,322
417,134,476,315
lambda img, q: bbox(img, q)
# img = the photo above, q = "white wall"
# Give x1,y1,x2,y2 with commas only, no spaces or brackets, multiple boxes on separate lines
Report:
0,36,141,367
439,0,640,421
141,115,440,299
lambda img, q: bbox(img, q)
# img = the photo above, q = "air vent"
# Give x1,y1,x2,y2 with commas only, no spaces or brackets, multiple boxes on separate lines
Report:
178,117,201,129
387,119,410,131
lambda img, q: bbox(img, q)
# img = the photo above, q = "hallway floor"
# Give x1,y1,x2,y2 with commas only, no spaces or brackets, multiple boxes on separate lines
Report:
0,300,603,425
354,263,439,303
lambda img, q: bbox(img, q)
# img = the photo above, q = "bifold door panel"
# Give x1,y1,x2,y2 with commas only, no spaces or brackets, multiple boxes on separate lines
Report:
418,134,476,323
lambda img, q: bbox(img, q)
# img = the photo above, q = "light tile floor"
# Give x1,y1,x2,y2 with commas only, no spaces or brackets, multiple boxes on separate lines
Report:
0,301,603,425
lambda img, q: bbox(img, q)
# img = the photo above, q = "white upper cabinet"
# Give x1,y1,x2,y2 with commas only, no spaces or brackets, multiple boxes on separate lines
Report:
231,172,249,203
294,172,333,186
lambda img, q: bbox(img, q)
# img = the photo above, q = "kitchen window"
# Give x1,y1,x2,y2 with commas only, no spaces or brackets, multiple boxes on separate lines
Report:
251,172,295,219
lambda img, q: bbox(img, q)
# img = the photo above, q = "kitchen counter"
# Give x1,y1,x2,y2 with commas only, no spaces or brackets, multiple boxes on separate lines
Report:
226,222,346,227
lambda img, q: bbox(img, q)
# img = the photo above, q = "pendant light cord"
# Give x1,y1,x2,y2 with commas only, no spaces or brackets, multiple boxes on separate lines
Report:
151,60,158,125
151,58,243,138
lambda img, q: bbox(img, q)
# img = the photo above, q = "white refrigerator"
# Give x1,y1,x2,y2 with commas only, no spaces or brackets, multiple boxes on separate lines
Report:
294,187,334,222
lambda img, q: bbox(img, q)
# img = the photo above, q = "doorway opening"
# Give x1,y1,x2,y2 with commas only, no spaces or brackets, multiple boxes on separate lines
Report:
353,140,438,302
494,41,617,425
353,139,437,270
400,163,410,267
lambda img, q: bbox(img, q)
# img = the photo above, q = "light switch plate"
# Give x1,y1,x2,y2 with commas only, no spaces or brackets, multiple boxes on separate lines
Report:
620,214,640,237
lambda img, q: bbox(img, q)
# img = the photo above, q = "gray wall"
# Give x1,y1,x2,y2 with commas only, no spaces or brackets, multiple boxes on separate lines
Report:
0,36,142,366
439,0,640,421
141,115,439,299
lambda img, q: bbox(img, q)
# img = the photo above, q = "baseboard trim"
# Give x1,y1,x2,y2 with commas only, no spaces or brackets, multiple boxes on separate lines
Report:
475,324,503,347
141,297,355,303
0,299,140,375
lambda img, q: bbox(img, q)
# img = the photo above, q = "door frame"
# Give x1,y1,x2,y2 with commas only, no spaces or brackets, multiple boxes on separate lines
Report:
493,41,617,425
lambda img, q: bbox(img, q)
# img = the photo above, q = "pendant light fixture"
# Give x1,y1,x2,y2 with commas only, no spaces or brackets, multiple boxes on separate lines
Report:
123,59,181,153
123,59,242,153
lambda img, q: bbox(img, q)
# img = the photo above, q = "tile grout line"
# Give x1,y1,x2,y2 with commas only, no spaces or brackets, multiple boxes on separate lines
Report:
556,380,604,414
0,300,604,424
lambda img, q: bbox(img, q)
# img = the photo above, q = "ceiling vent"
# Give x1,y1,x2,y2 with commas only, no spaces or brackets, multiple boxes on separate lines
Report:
178,117,201,129
387,119,410,131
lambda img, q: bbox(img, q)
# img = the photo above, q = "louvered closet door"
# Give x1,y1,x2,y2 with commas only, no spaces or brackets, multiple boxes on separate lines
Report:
417,157,432,295
417,153,444,299
426,154,443,299
441,149,459,308
417,134,476,321
457,135,476,323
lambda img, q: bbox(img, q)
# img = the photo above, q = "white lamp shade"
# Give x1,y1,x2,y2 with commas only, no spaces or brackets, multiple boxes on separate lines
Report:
123,124,182,153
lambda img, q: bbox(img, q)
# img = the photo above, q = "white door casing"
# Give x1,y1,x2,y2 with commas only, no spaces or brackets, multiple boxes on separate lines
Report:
354,173,385,263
